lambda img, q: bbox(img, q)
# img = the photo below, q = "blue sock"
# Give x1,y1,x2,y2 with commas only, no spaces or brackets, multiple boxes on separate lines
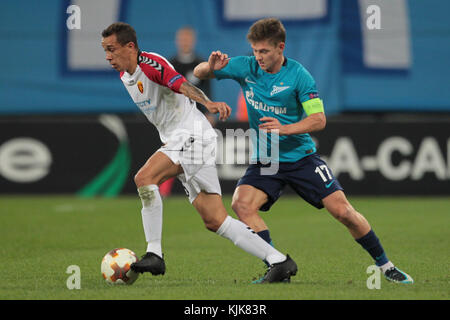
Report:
257,230,272,245
355,229,389,266
257,230,273,267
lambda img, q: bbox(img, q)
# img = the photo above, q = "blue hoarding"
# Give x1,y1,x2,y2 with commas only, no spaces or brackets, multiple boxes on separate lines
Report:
0,0,449,116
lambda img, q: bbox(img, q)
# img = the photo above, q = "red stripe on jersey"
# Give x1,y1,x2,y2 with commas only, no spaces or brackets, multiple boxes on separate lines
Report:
138,51,186,93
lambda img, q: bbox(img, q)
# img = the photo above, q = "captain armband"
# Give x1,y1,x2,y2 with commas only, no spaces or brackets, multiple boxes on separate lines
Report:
302,98,324,116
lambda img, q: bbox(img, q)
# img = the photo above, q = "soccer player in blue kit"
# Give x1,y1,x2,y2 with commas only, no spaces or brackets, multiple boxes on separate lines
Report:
195,18,413,284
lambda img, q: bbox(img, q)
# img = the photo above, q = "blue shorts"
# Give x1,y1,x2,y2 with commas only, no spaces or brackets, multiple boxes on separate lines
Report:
236,154,343,211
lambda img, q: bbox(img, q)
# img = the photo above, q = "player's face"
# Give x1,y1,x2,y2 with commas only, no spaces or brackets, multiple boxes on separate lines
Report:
101,34,133,72
251,40,285,74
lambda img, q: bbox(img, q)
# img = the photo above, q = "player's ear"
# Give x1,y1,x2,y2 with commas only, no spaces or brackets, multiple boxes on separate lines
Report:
278,42,285,51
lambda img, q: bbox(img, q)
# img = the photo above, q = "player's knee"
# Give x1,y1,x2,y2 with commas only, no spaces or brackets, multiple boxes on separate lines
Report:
331,203,354,225
134,172,145,187
134,171,157,187
231,199,258,220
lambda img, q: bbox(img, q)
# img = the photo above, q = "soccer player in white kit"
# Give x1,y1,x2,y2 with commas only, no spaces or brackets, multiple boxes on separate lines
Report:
101,22,297,283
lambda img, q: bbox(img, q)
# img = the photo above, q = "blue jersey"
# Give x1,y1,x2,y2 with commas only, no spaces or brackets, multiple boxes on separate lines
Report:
214,56,320,162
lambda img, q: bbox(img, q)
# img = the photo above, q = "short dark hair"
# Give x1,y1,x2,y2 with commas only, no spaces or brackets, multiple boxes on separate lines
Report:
102,22,139,50
247,18,286,46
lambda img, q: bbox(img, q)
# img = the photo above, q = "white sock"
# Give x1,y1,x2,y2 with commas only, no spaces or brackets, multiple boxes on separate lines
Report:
379,261,395,274
138,185,163,258
216,216,286,265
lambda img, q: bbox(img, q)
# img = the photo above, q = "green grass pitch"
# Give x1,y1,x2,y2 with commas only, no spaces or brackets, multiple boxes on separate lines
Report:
0,195,448,300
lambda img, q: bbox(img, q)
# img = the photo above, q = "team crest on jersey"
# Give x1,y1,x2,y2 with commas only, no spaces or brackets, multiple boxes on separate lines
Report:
270,85,290,96
137,81,144,94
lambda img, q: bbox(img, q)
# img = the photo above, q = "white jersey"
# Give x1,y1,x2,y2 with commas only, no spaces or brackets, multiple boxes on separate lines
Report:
120,51,216,144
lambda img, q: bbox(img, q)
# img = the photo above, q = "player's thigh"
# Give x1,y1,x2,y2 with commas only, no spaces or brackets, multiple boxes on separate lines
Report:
322,190,351,210
231,184,268,214
287,154,343,209
134,151,183,187
192,192,228,231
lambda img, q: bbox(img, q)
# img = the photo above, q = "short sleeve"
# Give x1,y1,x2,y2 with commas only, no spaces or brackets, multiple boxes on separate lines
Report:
296,66,318,103
213,56,251,82
139,53,187,93
295,66,325,115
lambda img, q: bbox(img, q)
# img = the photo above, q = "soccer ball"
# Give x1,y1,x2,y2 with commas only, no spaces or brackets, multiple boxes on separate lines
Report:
101,248,139,285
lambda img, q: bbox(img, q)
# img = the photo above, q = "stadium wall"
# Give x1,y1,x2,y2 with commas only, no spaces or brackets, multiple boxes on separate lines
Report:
1,0,450,116
1,115,449,196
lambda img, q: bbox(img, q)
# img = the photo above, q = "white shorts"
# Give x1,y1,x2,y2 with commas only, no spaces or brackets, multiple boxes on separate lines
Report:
158,135,221,203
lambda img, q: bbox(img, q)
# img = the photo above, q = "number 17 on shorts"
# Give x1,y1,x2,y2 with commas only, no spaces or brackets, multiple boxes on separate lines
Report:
314,163,338,190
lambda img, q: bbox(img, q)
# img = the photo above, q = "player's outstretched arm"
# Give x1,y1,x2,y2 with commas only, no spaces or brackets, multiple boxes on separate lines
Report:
194,51,229,79
179,81,231,121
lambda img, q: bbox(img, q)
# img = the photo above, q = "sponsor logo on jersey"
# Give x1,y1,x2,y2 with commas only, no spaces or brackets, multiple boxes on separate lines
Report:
245,88,287,115
309,92,319,99
135,98,152,108
137,81,144,94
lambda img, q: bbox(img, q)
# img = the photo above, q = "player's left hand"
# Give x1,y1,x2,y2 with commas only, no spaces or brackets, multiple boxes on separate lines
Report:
259,117,288,135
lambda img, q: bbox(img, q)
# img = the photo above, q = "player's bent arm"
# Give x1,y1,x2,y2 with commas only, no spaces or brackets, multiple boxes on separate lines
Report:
193,62,215,80
194,51,229,80
260,98,326,135
179,81,231,121
179,81,212,105
283,112,326,135
283,97,326,134
259,112,325,135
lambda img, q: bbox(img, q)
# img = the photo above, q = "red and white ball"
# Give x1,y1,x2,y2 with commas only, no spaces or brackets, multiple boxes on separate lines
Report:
101,248,139,285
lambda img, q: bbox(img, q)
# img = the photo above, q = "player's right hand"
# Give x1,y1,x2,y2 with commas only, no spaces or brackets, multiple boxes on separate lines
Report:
208,51,230,71
205,101,231,121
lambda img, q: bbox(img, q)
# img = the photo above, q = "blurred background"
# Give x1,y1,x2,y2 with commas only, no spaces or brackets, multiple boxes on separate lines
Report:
1,0,449,197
